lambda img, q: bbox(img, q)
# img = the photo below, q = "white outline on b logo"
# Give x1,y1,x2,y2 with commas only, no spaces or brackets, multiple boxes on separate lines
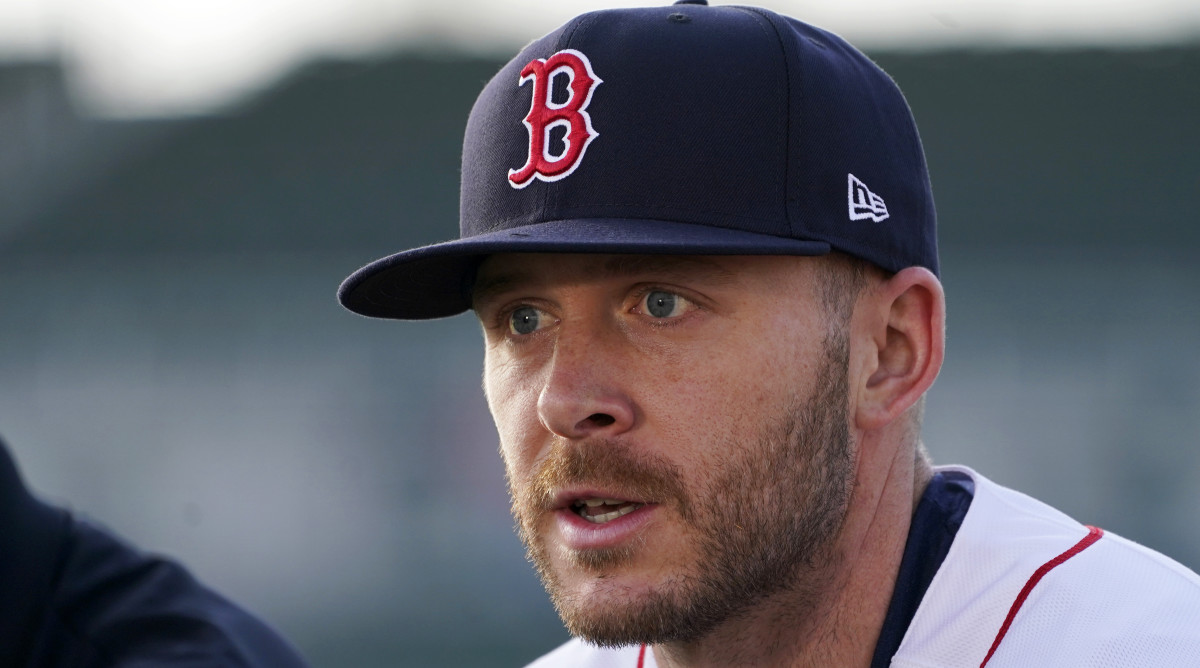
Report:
508,49,602,189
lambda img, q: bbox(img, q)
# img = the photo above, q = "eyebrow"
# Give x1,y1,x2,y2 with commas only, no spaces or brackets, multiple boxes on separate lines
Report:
471,255,737,309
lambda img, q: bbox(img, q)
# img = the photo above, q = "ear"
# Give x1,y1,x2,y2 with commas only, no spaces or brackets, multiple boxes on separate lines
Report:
855,267,945,432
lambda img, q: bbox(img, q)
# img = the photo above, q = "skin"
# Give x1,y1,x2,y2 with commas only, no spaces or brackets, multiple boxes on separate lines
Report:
474,253,945,668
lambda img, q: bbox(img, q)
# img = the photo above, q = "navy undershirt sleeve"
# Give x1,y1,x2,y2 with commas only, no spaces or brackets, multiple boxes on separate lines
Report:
869,470,975,668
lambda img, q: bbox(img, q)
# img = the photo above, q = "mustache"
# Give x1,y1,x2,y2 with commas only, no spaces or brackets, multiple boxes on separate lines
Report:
517,439,690,517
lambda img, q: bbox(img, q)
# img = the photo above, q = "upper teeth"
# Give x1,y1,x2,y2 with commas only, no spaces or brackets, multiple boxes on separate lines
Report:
579,498,626,508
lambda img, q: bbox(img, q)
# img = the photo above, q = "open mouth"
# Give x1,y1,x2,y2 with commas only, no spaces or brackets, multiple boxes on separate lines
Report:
570,498,645,524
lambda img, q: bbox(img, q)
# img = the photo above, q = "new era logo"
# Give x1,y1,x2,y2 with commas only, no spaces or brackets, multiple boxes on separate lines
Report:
847,173,889,223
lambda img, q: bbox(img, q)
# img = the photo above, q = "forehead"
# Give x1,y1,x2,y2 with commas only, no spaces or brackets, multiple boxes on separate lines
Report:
471,253,818,305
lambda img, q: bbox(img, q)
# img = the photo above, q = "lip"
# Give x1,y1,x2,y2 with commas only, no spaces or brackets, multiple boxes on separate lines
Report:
551,488,658,551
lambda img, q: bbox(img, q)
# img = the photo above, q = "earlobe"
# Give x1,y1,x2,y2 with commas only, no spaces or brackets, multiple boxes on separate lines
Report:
856,267,945,431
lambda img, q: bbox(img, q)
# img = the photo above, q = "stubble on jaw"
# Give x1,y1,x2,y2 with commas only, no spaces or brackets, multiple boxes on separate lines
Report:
503,329,856,648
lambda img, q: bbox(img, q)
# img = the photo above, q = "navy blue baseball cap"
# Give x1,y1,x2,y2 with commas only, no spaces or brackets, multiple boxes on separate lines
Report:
339,0,937,320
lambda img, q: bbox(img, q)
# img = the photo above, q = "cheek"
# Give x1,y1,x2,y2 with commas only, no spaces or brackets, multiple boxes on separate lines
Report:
649,325,819,446
484,353,545,465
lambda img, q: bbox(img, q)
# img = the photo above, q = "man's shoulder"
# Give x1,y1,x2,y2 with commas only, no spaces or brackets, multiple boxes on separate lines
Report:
895,466,1200,666
945,465,1200,590
525,639,647,668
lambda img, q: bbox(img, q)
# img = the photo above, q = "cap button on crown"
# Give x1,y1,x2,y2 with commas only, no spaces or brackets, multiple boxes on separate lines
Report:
673,0,708,5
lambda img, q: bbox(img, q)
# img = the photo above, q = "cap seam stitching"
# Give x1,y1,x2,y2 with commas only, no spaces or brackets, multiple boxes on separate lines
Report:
731,7,793,236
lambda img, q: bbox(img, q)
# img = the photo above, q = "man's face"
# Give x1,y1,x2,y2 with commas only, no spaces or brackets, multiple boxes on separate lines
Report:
474,253,857,645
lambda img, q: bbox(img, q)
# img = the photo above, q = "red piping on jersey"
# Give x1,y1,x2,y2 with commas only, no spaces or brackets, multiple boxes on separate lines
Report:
632,527,1102,668
979,525,1104,667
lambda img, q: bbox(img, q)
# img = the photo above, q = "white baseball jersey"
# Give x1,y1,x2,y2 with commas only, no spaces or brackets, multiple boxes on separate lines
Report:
525,466,1200,667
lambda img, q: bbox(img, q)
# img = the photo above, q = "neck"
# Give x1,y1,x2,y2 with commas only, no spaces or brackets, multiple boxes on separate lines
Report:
651,437,929,668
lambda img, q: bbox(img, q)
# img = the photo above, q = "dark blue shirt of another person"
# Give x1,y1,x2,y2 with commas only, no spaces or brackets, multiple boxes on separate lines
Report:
0,437,310,667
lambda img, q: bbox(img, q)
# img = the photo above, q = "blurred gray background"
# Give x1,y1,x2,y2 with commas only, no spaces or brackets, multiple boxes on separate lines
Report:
2,2,1199,666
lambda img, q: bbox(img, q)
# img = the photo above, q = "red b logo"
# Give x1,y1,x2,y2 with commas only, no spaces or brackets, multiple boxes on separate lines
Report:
508,49,602,189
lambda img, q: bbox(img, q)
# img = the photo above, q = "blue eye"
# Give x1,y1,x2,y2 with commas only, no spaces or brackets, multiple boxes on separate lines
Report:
509,306,542,335
644,290,681,318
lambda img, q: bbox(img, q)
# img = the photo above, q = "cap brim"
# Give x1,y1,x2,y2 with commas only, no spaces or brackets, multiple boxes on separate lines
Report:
338,218,831,319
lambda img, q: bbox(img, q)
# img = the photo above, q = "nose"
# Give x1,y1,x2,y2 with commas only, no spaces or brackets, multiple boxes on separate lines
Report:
536,329,636,440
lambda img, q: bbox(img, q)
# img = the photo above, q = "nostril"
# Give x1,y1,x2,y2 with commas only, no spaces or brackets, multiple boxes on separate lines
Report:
587,413,616,427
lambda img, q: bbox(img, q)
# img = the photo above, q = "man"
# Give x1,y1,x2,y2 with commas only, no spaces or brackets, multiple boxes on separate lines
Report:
0,437,310,666
338,1,1200,666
